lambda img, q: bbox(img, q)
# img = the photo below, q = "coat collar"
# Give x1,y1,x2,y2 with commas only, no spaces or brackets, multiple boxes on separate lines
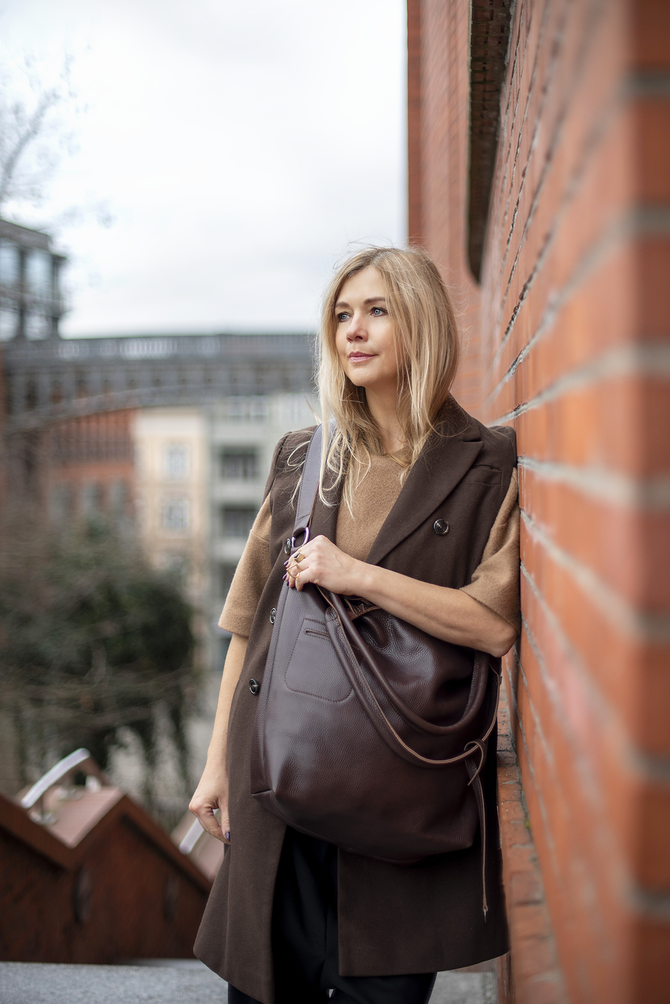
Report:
310,399,484,568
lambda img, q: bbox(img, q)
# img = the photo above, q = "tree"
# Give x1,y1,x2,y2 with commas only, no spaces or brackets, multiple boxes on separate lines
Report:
0,505,198,825
0,50,111,229
0,53,76,215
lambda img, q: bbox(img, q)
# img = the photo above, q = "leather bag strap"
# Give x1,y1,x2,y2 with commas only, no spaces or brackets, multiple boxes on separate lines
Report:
326,591,495,739
292,422,324,543
324,601,500,769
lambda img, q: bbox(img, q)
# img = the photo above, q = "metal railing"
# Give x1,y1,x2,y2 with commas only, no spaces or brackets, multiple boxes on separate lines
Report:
20,748,108,825
21,747,214,864
178,818,205,855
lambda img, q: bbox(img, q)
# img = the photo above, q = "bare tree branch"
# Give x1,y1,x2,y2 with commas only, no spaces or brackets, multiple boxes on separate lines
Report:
0,84,61,206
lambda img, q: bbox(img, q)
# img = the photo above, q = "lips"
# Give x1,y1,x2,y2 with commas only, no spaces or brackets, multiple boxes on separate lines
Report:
348,352,375,361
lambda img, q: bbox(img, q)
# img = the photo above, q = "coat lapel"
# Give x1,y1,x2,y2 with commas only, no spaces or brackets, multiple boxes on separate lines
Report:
307,401,484,567
365,419,483,568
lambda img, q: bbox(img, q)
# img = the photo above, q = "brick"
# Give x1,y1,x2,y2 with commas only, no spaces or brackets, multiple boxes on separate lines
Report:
521,522,670,753
631,0,670,69
516,377,670,476
509,867,545,906
521,466,670,612
636,100,670,201
637,239,670,338
632,914,670,1003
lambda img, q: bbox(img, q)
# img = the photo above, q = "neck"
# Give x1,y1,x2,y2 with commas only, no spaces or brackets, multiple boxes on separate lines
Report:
365,386,405,455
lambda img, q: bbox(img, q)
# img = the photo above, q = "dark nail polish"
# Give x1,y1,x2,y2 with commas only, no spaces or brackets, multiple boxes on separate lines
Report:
224,831,231,841
283,559,290,567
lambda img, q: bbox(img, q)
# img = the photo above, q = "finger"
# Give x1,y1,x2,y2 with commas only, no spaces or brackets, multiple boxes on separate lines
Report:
191,803,225,842
220,811,231,845
200,811,225,841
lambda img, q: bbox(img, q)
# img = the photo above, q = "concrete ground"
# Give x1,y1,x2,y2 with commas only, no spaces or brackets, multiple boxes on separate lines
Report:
0,960,497,1003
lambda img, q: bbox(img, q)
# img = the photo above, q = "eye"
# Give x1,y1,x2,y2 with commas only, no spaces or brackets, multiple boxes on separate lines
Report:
371,306,386,316
336,312,350,323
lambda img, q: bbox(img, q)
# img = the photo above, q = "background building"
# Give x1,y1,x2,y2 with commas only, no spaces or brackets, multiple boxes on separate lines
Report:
2,329,316,664
0,241,317,796
0,219,66,343
132,407,209,605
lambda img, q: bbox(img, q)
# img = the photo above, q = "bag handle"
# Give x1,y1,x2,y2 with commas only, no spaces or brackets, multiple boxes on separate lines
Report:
291,422,325,549
324,600,500,771
325,590,493,738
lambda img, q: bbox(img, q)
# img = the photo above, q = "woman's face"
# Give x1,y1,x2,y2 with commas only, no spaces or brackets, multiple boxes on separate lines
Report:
334,266,400,398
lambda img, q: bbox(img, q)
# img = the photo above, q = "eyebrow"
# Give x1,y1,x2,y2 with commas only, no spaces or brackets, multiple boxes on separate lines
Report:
334,296,387,309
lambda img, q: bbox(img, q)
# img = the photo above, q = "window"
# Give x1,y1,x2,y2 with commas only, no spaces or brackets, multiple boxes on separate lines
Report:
163,498,189,532
221,506,256,538
109,480,128,517
221,449,258,480
226,396,269,422
165,444,189,480
81,482,103,516
164,552,188,580
25,380,38,410
50,484,73,523
0,309,17,341
25,312,50,340
25,250,52,297
0,241,20,285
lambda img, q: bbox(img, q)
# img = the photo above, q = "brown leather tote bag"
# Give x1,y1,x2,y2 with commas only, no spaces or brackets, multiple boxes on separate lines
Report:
250,425,500,912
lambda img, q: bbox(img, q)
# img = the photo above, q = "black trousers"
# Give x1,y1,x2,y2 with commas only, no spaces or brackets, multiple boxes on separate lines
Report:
228,828,436,1004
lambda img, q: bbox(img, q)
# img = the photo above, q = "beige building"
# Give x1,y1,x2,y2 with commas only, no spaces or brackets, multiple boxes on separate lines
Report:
131,407,208,618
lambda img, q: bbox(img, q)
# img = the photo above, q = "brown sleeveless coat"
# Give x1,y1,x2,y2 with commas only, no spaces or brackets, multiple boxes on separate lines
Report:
194,400,516,1003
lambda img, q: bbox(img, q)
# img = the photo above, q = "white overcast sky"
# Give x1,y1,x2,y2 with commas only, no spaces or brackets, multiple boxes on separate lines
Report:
0,0,406,336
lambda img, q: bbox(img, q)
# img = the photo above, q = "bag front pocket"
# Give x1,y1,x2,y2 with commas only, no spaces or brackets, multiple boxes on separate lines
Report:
285,617,353,702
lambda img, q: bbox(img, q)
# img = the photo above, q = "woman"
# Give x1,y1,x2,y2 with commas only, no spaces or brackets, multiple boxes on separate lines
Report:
190,246,520,1004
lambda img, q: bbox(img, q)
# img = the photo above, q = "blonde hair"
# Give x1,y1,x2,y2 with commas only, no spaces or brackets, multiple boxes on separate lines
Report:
317,245,460,508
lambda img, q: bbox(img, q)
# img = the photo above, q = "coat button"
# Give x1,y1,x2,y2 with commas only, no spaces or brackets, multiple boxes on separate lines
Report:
284,538,292,555
269,607,276,625
249,679,260,696
433,519,449,535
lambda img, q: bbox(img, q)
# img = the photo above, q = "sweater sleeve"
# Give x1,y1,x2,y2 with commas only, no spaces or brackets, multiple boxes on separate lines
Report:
218,494,273,638
459,468,520,634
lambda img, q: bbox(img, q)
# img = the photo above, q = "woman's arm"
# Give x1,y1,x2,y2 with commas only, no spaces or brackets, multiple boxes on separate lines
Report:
188,633,248,843
287,538,517,658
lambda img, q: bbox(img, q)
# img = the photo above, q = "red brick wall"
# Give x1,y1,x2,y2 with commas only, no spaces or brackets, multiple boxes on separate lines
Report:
44,409,135,519
408,1,670,1001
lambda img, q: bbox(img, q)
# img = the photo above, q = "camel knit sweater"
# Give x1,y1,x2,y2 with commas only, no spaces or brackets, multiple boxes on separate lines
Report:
219,454,520,638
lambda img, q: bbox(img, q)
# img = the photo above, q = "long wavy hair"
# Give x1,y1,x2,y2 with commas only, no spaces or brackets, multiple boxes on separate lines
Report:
317,245,460,509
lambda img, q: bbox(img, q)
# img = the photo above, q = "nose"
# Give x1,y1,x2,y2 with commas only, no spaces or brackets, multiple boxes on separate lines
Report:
346,310,367,341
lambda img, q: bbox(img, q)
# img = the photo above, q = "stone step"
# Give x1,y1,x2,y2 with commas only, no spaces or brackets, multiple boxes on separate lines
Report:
0,961,497,1003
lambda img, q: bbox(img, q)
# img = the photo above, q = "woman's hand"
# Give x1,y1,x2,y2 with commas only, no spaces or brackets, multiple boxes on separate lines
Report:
189,765,230,844
286,535,364,596
288,540,516,657
188,633,248,846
